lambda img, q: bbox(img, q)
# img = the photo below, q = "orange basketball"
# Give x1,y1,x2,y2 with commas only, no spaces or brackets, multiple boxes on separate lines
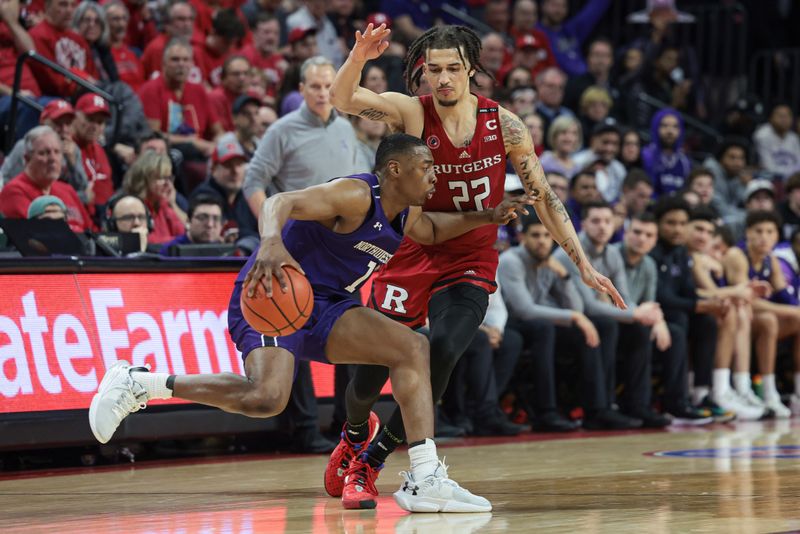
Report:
240,266,313,336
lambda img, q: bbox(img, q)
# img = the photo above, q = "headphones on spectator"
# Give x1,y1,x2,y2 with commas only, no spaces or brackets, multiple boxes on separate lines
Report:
104,195,155,233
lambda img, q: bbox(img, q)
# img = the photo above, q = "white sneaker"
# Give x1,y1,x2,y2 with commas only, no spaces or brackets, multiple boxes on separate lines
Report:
791,394,800,416
763,395,791,419
89,360,149,443
393,460,492,513
738,388,767,410
712,389,765,421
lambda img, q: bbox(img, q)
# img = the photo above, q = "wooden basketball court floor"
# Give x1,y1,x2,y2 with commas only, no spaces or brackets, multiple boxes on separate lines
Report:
2,419,800,533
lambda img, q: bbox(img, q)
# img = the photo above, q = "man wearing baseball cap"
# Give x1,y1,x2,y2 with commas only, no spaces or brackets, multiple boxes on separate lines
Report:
217,94,262,159
1,100,89,203
74,93,115,208
497,31,557,85
191,137,258,247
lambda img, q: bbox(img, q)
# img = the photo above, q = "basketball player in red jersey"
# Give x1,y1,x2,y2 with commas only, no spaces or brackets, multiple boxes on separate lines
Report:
326,24,626,510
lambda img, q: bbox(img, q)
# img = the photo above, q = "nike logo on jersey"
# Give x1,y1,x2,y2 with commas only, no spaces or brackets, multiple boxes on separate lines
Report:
459,150,470,159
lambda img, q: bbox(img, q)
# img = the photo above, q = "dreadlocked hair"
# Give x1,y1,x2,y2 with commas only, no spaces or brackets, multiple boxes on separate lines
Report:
403,25,493,93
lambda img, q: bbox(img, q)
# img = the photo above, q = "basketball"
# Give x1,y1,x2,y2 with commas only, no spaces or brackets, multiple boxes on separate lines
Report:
240,267,313,336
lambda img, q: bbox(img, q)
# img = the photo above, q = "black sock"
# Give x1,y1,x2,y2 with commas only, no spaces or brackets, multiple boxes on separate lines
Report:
344,418,370,443
365,425,404,468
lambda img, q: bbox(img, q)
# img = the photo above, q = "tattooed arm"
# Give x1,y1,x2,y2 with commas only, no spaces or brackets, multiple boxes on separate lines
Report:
500,106,627,308
330,23,418,131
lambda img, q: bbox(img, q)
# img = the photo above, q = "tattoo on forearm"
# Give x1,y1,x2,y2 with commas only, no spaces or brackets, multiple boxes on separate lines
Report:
561,238,582,267
546,188,570,224
359,108,388,121
500,113,525,146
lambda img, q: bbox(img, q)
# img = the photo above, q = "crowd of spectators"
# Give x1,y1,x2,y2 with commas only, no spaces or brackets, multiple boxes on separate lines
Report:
1,0,800,440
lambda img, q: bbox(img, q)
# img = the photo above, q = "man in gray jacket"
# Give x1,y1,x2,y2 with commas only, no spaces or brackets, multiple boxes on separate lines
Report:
498,212,638,430
554,200,667,427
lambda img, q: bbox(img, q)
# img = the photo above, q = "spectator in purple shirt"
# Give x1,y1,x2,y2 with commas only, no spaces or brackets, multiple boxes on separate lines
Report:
642,108,691,197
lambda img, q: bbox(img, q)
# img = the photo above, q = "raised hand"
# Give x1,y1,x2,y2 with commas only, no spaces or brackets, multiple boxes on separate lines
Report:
351,23,391,62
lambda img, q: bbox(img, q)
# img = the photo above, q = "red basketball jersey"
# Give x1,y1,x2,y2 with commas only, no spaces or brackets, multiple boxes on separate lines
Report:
419,94,507,253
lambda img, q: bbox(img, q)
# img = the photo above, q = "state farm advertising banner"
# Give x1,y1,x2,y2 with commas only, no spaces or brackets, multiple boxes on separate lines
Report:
0,272,352,414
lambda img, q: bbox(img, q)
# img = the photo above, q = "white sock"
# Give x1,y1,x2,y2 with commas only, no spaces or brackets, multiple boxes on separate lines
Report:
762,374,779,400
692,385,710,406
712,369,731,396
733,372,751,395
131,371,173,399
795,373,800,396
409,438,439,481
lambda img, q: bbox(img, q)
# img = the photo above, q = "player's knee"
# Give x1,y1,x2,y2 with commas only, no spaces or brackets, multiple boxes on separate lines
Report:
407,332,430,370
755,312,778,336
239,385,289,418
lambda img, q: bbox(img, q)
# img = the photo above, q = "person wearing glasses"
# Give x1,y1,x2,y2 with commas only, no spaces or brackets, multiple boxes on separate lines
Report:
159,195,225,255
108,195,151,252
120,151,186,244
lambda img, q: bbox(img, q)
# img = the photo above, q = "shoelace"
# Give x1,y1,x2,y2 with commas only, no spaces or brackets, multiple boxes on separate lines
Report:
345,461,379,494
109,376,147,420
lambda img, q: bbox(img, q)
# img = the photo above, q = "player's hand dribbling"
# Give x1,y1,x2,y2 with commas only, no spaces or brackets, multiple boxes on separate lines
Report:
490,195,535,225
351,23,391,62
244,239,305,299
579,265,627,310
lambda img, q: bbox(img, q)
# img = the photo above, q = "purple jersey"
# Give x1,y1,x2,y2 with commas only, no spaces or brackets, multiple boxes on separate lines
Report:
236,173,409,297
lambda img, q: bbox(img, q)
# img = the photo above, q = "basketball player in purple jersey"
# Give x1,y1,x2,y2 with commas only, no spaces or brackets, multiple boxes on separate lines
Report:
327,23,626,509
89,134,532,512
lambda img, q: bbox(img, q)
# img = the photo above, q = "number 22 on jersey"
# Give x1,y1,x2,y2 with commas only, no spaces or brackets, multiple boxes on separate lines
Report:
449,176,490,211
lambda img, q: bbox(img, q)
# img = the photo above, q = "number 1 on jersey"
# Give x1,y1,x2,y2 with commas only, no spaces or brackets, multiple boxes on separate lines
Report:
345,260,378,293
449,176,490,211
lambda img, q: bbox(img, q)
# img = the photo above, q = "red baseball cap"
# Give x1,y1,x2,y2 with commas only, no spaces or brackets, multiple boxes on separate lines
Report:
288,27,317,45
366,13,392,28
515,34,542,50
76,93,111,117
213,140,247,164
40,99,75,122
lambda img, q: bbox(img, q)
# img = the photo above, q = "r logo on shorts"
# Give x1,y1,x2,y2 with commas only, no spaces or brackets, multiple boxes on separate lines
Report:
381,285,409,313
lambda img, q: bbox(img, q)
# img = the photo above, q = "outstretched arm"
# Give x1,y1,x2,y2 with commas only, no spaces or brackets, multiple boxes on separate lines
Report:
330,23,416,130
244,180,371,297
499,106,626,309
405,196,533,245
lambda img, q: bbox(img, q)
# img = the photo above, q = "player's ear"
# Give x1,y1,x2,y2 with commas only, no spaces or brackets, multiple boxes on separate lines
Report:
388,159,400,176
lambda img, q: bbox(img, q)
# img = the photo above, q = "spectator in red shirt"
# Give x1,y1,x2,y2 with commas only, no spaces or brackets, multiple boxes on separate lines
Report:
208,55,251,132
0,0,43,140
120,150,185,244
73,93,114,208
238,13,285,102
138,38,223,158
199,8,246,87
0,125,94,232
141,0,205,84
29,0,99,96
497,33,556,86
509,0,555,53
104,0,145,90
121,0,157,53
1,100,89,204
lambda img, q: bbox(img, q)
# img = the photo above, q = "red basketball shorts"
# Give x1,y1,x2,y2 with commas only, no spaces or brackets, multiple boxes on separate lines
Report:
368,239,498,329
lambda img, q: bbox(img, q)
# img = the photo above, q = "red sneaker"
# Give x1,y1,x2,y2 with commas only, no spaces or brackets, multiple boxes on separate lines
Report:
324,411,380,497
341,455,382,509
